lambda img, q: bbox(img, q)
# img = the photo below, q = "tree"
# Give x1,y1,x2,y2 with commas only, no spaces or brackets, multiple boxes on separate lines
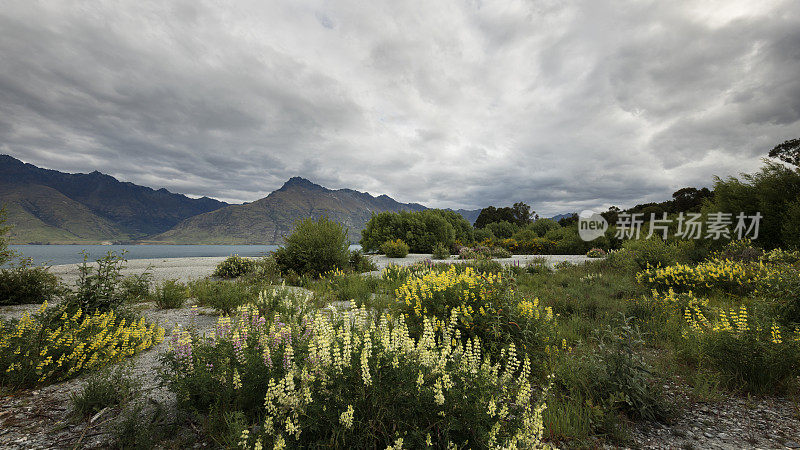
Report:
769,138,800,168
474,202,534,228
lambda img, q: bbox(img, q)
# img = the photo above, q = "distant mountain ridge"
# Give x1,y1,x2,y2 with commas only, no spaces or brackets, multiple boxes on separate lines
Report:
149,177,434,244
0,155,227,243
1,155,482,244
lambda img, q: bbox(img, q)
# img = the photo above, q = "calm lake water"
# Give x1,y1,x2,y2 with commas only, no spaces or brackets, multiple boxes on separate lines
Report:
9,244,360,266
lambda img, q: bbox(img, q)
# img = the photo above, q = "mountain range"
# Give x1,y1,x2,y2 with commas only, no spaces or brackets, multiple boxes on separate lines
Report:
0,155,480,244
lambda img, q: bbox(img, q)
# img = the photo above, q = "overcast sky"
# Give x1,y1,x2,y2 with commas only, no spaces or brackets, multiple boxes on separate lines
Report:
1,1,799,215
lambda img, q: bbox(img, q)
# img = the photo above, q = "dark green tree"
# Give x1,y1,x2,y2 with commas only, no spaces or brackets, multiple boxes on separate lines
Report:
769,138,800,168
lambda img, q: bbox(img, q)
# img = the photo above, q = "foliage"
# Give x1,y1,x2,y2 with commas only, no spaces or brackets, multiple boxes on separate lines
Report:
530,218,561,237
431,242,450,259
360,209,473,253
546,318,668,441
474,202,534,229
153,279,188,309
69,250,128,313
711,239,764,263
119,270,153,303
621,237,686,269
380,238,409,258
190,279,255,315
70,364,142,418
392,265,556,369
163,303,551,449
0,258,62,306
213,255,256,279
312,268,380,306
473,227,495,243
768,137,800,168
586,248,607,258
246,256,283,284
349,249,378,273
485,220,518,239
458,245,511,259
680,304,800,393
0,302,164,388
273,216,350,277
636,258,781,295
704,161,800,249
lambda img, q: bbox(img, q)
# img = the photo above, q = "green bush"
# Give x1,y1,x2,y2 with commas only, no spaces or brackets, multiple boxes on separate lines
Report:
485,220,518,239
621,238,685,269
213,255,256,279
119,271,153,303
247,256,282,283
531,218,561,237
349,249,378,273
431,242,450,259
0,258,62,306
70,364,142,418
69,251,127,312
190,279,254,315
360,209,473,253
153,279,188,309
680,310,800,394
473,227,494,243
547,319,668,439
380,239,409,258
273,216,350,277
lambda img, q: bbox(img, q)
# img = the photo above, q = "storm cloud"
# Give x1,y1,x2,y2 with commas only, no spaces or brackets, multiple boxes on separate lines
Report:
1,0,799,215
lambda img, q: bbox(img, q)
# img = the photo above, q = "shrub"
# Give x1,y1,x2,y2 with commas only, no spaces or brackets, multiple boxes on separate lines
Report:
153,279,188,309
431,242,450,259
681,304,800,393
163,306,550,449
531,218,561,237
69,251,127,313
621,238,685,269
213,255,256,279
119,271,153,303
349,249,378,273
586,248,607,258
318,269,379,306
712,239,764,263
380,239,409,258
70,364,142,418
547,318,668,439
636,259,779,295
190,279,254,315
247,256,282,283
485,220,518,239
473,227,494,243
0,258,62,306
274,216,350,277
0,302,164,388
393,264,555,368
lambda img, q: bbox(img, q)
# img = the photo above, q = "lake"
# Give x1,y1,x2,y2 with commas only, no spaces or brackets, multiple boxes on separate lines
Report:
9,244,362,266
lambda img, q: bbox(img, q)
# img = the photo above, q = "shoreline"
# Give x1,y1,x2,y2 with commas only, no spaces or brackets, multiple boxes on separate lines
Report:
47,254,594,285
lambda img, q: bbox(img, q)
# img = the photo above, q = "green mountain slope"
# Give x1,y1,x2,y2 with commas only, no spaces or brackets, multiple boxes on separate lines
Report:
150,177,428,244
1,184,129,243
0,155,227,237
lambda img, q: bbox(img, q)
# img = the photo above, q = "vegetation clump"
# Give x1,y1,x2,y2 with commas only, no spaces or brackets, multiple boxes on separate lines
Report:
273,216,351,277
380,238,409,258
213,254,256,279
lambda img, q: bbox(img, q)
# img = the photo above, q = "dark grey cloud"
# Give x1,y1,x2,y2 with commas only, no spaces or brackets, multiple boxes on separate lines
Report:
1,0,799,215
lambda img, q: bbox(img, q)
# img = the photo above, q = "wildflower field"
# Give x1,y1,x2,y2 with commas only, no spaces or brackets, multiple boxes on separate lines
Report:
2,238,799,448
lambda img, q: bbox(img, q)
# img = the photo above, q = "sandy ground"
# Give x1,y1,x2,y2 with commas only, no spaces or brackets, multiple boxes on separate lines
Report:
42,254,594,287
48,256,230,286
